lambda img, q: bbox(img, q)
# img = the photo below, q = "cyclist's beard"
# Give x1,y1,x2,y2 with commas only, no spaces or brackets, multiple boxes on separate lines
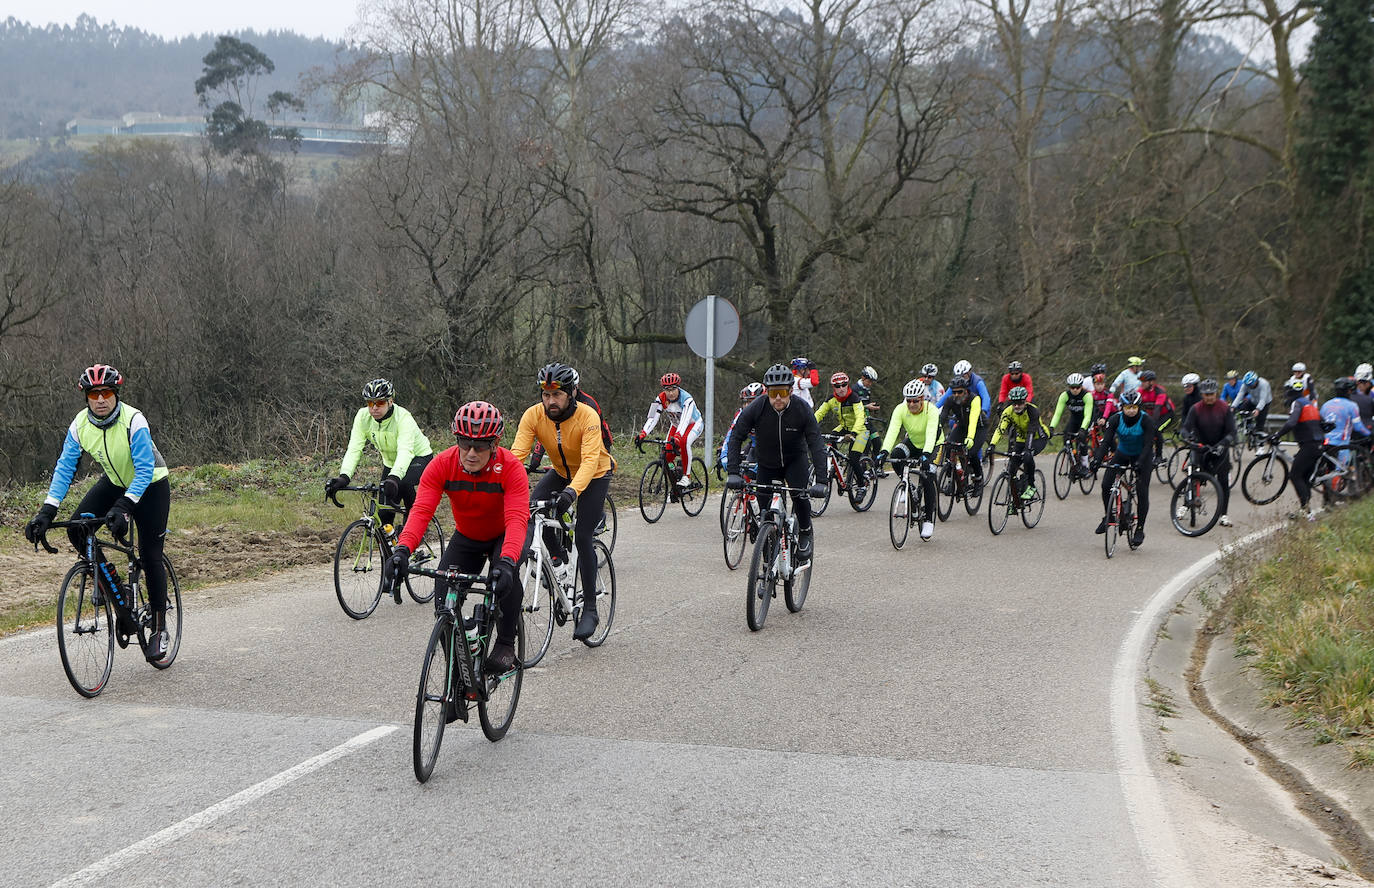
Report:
545,397,575,422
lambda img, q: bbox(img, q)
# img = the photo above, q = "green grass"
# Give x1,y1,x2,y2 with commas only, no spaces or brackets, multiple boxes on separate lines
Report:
1230,498,1374,768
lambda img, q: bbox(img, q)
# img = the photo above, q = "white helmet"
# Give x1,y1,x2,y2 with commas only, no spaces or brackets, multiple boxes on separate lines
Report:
1065,373,1084,387
902,378,928,400
1181,372,1200,386
861,365,877,381
1355,363,1372,382
953,360,972,376
1292,361,1307,372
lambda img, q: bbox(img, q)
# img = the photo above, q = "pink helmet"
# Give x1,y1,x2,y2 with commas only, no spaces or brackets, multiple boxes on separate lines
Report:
451,401,505,440
78,363,124,392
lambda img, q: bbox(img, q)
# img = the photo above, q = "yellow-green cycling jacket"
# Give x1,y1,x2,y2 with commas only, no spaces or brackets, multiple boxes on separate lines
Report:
339,404,434,478
881,400,940,454
990,404,1051,450
815,391,869,444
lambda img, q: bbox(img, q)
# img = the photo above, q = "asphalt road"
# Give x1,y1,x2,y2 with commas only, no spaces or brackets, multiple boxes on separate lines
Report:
0,465,1306,887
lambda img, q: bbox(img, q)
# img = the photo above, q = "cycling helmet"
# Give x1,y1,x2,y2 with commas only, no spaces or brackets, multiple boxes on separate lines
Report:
1127,355,1144,366
861,366,877,381
1007,386,1028,403
1139,369,1157,382
1007,361,1023,372
790,357,810,371
1181,372,1200,386
1355,363,1373,382
902,378,928,400
741,382,765,402
1292,361,1307,372
763,364,793,388
362,378,394,401
1225,369,1238,380
1119,391,1143,407
78,363,124,392
953,360,972,376
1198,378,1219,394
660,371,681,388
921,363,938,377
1333,377,1355,396
950,374,971,391
451,401,504,440
1066,373,1084,387
1090,362,1108,375
1242,371,1258,387
830,371,850,387
538,362,579,392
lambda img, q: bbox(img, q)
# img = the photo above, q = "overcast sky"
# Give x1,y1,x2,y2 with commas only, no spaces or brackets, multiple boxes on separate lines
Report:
5,2,361,41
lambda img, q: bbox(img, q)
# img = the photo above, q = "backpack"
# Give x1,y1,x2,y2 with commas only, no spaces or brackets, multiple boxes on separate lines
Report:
576,390,614,450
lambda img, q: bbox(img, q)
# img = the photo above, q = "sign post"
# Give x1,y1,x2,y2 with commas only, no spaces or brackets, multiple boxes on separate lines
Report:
684,295,741,463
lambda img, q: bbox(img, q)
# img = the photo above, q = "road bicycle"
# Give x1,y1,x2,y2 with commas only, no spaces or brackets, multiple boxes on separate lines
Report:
744,481,813,631
636,437,709,522
1240,439,1292,505
406,566,523,783
720,463,760,569
516,498,617,667
1169,441,1224,537
36,515,183,697
530,466,617,554
1102,462,1142,559
934,441,984,520
1052,431,1096,499
329,484,445,619
1241,439,1368,507
986,448,1047,535
888,458,933,550
813,432,879,515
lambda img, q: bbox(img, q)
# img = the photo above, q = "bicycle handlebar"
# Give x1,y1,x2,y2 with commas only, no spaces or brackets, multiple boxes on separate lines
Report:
35,515,130,555
635,437,670,455
327,483,401,511
403,564,492,587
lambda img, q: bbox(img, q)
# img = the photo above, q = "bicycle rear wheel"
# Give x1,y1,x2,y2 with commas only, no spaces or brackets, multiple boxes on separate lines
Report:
413,615,454,783
57,562,115,698
1171,471,1223,537
847,458,878,512
479,611,524,742
1242,451,1289,505
147,555,183,669
516,553,556,668
680,458,710,516
722,489,750,569
1021,469,1047,528
987,474,1011,535
1104,489,1121,559
334,519,384,620
1077,458,1097,495
889,480,911,550
638,461,668,523
746,522,778,631
1053,449,1072,500
596,494,618,554
812,467,834,516
404,517,446,604
576,539,617,647
964,467,984,516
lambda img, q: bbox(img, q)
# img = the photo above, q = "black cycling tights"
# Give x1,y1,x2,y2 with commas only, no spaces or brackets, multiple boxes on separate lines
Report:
756,460,813,532
71,476,170,614
526,471,611,611
380,453,433,526
1100,458,1151,527
439,531,517,644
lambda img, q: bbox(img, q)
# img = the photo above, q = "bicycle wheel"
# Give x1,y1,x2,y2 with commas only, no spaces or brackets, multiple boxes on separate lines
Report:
846,457,878,511
935,463,954,521
638,461,668,523
812,466,834,516
889,480,911,550
987,474,1011,535
576,539,616,647
1229,442,1244,487
1104,487,1120,559
1077,456,1097,495
148,555,183,669
593,493,618,554
1021,469,1047,529
516,553,556,668
784,538,810,613
479,608,524,742
56,562,115,698
1242,451,1289,505
964,468,984,516
1164,446,1188,487
405,517,446,604
1171,471,1222,537
334,519,384,620
680,457,710,516
413,614,453,783
722,489,750,569
1053,449,1072,500
1123,489,1141,550
746,521,778,631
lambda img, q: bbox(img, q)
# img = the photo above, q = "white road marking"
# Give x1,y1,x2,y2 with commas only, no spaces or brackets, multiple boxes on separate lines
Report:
49,724,398,888
1112,525,1281,887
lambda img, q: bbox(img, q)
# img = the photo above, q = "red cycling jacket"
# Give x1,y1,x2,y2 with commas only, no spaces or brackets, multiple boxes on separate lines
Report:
998,372,1034,405
400,445,530,561
1137,385,1174,421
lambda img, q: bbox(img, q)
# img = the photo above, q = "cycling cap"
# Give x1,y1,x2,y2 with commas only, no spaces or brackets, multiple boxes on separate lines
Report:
1181,373,1200,386
950,374,970,391
1007,361,1023,372
790,357,810,371
902,378,928,400
831,372,850,387
1128,355,1144,366
1119,391,1143,407
763,364,793,388
1356,363,1373,382
861,366,877,381
538,362,579,392
1242,371,1258,387
1198,378,1219,394
451,401,504,440
362,378,394,401
921,363,938,377
953,360,972,376
660,371,681,387
1225,369,1238,380
79,363,124,392
741,382,765,401
1066,373,1084,387
1139,369,1157,381
1333,377,1355,396
1292,362,1307,372
1007,386,1028,403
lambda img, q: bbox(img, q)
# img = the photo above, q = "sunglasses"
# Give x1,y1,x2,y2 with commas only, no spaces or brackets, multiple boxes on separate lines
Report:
540,381,565,392
456,437,494,452
766,386,791,398
366,399,389,408
906,398,924,406
86,389,116,401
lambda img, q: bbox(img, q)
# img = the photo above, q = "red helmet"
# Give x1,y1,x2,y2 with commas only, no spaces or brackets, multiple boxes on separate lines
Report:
78,363,124,392
831,372,850,387
451,401,505,440
660,372,681,387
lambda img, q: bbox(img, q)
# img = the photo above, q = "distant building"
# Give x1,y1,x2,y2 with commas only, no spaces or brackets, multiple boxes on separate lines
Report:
65,113,388,154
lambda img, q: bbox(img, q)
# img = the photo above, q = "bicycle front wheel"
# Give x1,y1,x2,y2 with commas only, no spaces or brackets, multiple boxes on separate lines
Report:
680,457,710,516
405,517,445,604
987,474,1011,535
57,562,115,698
964,469,984,516
149,555,183,669
722,489,750,569
479,612,524,742
1077,459,1097,495
1164,446,1188,487
1242,451,1289,505
1021,469,1047,528
1053,449,1072,500
935,463,955,521
517,553,556,668
413,615,454,783
575,539,616,647
1171,471,1222,537
784,542,811,613
1104,489,1120,559
746,522,778,631
638,461,668,523
334,519,383,620
812,467,833,516
847,457,878,512
888,480,911,550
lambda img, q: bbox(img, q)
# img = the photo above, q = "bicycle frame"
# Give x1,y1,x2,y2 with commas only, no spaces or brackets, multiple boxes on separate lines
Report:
42,517,143,634
749,482,810,583
409,567,501,704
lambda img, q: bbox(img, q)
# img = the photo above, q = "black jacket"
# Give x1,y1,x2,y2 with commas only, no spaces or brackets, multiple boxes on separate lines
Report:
727,395,827,477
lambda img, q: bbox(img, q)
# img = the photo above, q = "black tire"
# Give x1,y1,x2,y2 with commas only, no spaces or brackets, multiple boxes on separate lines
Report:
576,539,616,647
722,489,750,570
964,463,984,516
147,555,183,669
1164,445,1188,487
413,615,453,783
680,457,710,516
746,521,778,631
784,532,810,613
1105,486,1121,559
987,474,1011,535
1077,459,1097,495
478,608,524,742
1155,450,1174,485
812,465,834,517
1053,449,1073,500
1170,470,1223,537
1229,442,1244,487
638,461,668,523
596,494,618,554
334,519,383,620
516,553,556,668
403,518,445,604
1242,450,1289,505
849,456,879,511
1021,469,1047,528
935,463,955,521
56,562,115,698
1123,489,1140,550
888,480,911,550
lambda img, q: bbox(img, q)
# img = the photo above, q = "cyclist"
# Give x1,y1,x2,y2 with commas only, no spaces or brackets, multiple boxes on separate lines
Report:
937,374,988,490
996,361,1034,412
24,364,173,660
791,356,819,407
1352,364,1374,430
325,378,435,528
1089,364,1117,426
1178,373,1202,423
919,363,945,404
718,383,765,470
1286,361,1316,401
1272,377,1325,521
1050,373,1093,478
815,371,871,500
989,386,1050,503
1320,378,1370,474
1136,370,1174,464
852,366,885,459
724,363,828,563
635,372,702,491
875,378,940,541
385,402,529,676
1233,371,1274,431
1179,379,1237,527
1092,391,1155,546
511,362,614,641
1221,370,1241,404
937,360,992,419
1110,356,1146,398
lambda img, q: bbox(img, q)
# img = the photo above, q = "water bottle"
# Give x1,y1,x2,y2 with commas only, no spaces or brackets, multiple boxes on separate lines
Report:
99,561,131,610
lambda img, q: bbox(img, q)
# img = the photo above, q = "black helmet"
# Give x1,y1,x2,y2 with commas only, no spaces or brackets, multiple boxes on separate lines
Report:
79,363,124,392
1333,377,1356,397
1090,362,1107,376
950,374,971,391
1139,369,1157,382
538,362,579,393
362,378,394,401
1198,378,1219,395
1119,391,1143,407
763,364,793,388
